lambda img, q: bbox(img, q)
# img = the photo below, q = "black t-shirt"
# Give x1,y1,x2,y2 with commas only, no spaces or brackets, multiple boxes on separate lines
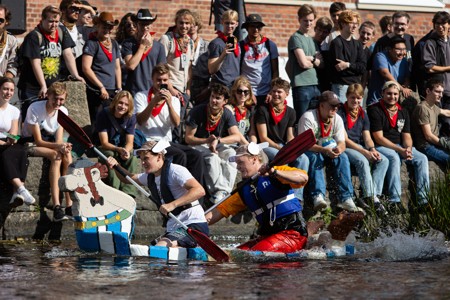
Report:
18,26,75,90
329,36,366,85
368,102,410,145
186,103,238,138
254,104,296,144
372,33,415,64
337,106,370,145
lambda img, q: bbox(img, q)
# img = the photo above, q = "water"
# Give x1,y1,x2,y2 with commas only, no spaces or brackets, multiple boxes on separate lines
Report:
1,231,449,299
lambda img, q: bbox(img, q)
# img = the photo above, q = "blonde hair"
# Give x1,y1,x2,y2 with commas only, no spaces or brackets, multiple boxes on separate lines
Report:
191,11,203,32
338,10,361,30
110,90,134,118
47,82,67,98
222,10,238,23
230,76,254,108
346,83,364,98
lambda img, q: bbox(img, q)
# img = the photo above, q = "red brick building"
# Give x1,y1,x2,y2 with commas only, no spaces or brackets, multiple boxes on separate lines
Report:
22,0,449,53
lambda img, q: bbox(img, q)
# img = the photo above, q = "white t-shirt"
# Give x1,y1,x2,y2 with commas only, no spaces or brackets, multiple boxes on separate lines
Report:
137,163,206,232
298,109,346,143
0,103,20,139
134,91,180,142
22,100,68,138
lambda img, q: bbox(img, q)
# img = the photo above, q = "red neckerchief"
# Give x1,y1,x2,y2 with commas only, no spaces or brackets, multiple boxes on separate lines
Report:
99,42,112,62
344,102,364,130
206,105,222,132
269,101,287,125
234,105,247,122
147,87,166,117
141,32,156,62
216,31,239,57
318,108,333,138
243,36,268,60
172,31,187,58
379,101,401,128
38,24,58,43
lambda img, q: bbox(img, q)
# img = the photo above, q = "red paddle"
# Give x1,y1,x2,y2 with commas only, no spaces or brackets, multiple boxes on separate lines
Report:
57,110,229,262
205,128,316,214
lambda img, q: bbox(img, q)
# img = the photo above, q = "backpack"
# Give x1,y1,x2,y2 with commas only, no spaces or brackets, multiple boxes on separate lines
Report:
15,26,64,74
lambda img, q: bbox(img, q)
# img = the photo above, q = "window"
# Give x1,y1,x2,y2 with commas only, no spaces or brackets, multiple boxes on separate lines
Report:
357,0,445,12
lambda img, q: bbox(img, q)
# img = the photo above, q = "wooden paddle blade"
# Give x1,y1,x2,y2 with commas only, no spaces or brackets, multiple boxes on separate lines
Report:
270,128,316,167
57,109,94,149
187,228,229,262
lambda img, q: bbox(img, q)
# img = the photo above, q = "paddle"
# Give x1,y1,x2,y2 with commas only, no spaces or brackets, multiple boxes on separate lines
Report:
205,128,316,214
57,110,229,263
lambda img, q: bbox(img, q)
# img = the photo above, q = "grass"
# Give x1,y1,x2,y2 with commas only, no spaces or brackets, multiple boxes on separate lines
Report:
356,173,450,242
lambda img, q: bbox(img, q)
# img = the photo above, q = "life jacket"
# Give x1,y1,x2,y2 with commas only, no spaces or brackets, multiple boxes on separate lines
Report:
238,176,301,228
147,158,199,217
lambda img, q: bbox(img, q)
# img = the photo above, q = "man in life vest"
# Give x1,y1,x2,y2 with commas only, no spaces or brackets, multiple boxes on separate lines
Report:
205,142,309,253
107,139,209,248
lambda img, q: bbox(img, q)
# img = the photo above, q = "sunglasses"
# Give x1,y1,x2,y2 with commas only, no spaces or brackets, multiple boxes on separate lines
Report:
69,6,81,13
0,18,5,24
237,89,250,95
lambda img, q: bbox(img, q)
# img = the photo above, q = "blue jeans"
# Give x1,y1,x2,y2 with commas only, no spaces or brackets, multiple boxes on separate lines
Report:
292,85,321,122
420,144,450,169
331,84,349,104
305,151,354,202
263,146,309,201
345,147,389,198
376,146,430,204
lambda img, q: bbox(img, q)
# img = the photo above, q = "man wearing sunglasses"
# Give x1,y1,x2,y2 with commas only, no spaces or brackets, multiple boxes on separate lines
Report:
298,91,362,213
59,0,95,75
239,14,279,106
0,4,18,78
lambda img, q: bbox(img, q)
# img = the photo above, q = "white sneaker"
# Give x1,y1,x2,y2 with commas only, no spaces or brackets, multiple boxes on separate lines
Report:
313,194,328,211
10,192,24,208
338,198,365,213
19,188,36,205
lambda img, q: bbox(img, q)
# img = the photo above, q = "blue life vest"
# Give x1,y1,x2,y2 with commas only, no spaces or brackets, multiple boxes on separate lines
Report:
238,176,302,227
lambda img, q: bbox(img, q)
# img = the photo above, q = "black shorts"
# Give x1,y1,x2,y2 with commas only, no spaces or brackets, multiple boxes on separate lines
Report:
163,222,209,248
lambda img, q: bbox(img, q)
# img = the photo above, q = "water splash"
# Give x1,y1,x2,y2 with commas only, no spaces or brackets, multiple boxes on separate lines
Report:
356,229,449,261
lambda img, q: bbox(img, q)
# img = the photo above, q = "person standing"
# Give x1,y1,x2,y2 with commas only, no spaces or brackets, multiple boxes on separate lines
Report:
287,4,322,121
208,9,240,89
0,4,18,78
329,10,366,103
239,14,279,106
17,5,84,119
122,8,166,96
82,12,122,124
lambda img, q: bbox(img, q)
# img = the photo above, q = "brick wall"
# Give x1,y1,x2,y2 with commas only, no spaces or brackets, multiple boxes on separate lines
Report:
22,0,449,53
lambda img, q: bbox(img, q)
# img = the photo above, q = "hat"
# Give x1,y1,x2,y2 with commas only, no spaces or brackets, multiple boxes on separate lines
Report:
319,91,341,106
80,0,97,12
94,12,119,26
135,140,170,156
242,14,266,29
382,81,401,92
136,9,157,22
229,142,268,162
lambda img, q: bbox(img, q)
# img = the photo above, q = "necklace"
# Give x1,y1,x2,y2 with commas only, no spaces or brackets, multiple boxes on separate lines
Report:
176,34,190,53
207,105,223,131
349,108,359,120
386,105,398,118
273,104,285,114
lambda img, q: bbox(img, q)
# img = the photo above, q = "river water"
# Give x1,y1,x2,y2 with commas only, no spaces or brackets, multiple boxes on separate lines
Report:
1,230,449,299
